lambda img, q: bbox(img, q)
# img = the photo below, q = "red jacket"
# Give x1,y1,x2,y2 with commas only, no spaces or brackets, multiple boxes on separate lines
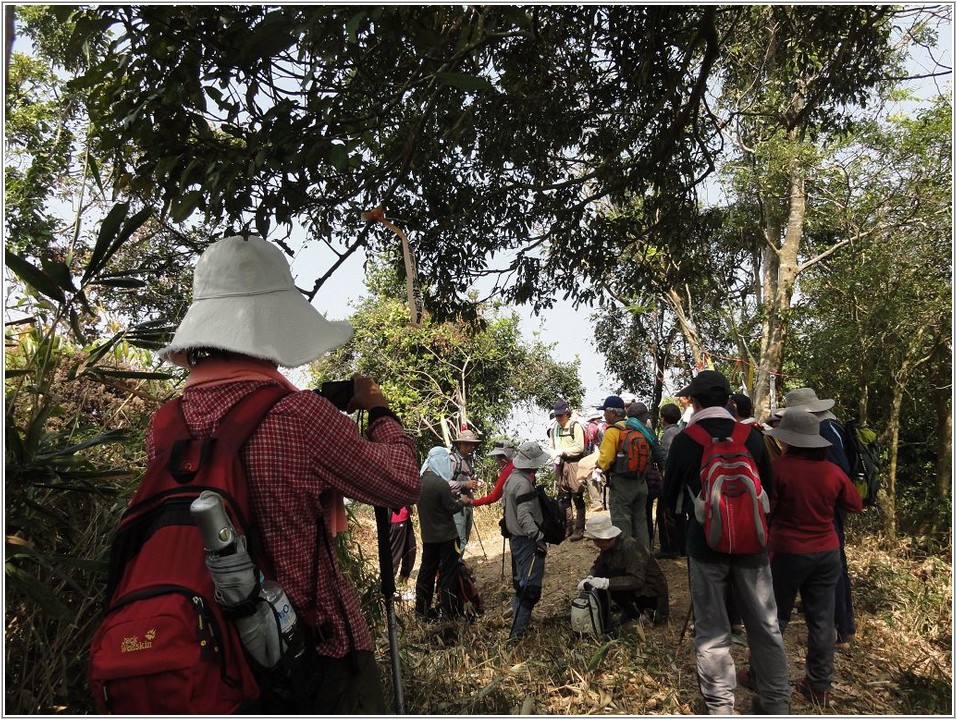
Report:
472,460,514,506
768,454,862,555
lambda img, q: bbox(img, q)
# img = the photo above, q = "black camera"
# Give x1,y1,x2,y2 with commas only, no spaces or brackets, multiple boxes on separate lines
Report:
316,379,355,411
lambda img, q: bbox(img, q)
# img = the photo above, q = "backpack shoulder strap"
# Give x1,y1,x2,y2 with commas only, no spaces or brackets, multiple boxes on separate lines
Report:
730,422,752,445
682,423,712,446
213,384,293,450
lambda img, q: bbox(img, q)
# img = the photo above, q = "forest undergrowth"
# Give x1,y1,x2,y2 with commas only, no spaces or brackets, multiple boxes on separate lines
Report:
356,504,952,716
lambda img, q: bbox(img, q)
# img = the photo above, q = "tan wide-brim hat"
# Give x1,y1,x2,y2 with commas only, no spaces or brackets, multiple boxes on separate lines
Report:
159,235,353,368
584,514,622,540
452,429,482,445
783,387,835,414
766,408,832,448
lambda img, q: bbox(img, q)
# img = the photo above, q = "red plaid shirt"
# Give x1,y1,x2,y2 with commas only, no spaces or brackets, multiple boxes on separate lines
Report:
146,380,420,657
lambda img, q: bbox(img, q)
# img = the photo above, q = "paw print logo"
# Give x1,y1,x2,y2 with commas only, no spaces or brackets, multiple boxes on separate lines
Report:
145,629,156,641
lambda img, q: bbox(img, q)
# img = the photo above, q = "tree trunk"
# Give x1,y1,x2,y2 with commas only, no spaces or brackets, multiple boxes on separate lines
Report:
753,154,804,422
934,369,951,500
664,287,705,370
882,382,903,541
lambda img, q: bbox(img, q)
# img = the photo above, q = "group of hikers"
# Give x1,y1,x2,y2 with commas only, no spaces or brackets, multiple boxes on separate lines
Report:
90,235,866,715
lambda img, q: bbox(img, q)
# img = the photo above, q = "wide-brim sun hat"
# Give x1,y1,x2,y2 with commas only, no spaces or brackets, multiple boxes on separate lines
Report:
766,408,832,448
158,235,353,368
512,440,551,470
489,440,516,459
452,428,481,445
584,514,621,540
783,387,835,414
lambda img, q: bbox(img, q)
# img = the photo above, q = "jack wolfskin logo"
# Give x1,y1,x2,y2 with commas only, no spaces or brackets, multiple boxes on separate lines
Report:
121,631,156,653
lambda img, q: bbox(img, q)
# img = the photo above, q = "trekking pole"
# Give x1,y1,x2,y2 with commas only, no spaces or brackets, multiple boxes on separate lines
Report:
373,506,405,714
471,515,489,560
500,536,507,580
508,551,539,638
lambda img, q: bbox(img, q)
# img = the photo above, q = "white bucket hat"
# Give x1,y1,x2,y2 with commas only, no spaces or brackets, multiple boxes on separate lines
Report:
584,514,622,540
158,235,353,368
766,408,832,448
512,440,551,470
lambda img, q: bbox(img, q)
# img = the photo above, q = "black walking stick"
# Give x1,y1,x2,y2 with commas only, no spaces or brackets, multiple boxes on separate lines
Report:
471,514,489,560
500,536,507,580
373,506,405,714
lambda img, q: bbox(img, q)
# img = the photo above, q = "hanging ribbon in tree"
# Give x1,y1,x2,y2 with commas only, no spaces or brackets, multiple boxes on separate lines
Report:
361,206,423,327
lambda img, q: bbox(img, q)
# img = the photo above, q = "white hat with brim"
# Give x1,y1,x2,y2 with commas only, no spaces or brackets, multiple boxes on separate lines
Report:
783,387,835,414
766,408,832,448
158,236,353,368
512,441,551,470
584,514,622,540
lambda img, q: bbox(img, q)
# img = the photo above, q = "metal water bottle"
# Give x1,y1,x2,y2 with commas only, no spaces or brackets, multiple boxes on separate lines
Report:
261,579,306,660
191,491,239,555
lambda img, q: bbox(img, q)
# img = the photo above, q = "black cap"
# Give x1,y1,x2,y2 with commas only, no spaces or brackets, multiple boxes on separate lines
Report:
675,370,731,398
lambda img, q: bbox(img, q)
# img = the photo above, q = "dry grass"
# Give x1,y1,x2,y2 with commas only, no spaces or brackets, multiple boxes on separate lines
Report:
351,503,952,715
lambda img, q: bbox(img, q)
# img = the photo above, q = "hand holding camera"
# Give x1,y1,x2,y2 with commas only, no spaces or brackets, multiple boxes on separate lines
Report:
318,374,389,413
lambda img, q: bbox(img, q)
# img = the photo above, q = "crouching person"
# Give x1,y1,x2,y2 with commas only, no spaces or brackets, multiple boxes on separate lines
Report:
502,441,552,640
577,514,670,630
416,447,470,620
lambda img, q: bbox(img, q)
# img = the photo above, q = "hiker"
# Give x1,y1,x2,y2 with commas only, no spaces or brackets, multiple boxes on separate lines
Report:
761,408,863,707
156,235,420,713
472,440,516,507
449,428,482,557
627,401,668,550
390,504,417,591
728,393,758,425
415,447,471,620
549,399,588,541
596,395,652,549
576,514,670,630
655,402,686,559
584,410,607,510
783,387,857,650
676,394,694,429
501,440,552,639
662,370,791,715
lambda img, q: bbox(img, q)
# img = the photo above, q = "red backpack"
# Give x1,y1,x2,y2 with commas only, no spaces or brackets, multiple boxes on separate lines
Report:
683,422,769,554
88,385,289,714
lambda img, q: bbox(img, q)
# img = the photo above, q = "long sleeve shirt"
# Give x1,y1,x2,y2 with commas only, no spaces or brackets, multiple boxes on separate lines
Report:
501,468,543,541
148,380,421,659
473,460,514,507
768,454,862,555
589,535,652,593
550,419,586,460
417,469,465,544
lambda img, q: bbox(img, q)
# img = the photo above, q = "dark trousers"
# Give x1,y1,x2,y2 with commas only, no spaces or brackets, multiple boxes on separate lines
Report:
559,489,587,532
415,539,459,617
771,549,841,691
834,510,856,640
303,650,387,714
389,519,417,579
656,504,687,555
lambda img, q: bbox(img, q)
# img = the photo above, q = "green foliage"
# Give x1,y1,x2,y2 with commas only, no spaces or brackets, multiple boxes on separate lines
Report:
63,5,735,315
311,260,583,455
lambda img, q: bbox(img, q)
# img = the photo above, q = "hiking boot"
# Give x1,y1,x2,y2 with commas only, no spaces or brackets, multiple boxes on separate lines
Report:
569,529,584,541
796,677,830,708
736,667,756,692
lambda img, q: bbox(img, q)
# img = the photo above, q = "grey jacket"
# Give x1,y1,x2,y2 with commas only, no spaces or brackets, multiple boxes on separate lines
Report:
501,468,543,541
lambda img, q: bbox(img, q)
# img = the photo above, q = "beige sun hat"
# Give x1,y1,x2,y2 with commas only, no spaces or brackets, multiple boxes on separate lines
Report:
159,235,353,368
783,387,835,414
766,408,832,448
584,514,622,540
512,440,551,470
451,429,482,445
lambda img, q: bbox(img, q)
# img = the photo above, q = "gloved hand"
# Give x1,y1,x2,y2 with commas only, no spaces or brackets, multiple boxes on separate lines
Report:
535,540,548,558
589,576,609,590
577,576,594,592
